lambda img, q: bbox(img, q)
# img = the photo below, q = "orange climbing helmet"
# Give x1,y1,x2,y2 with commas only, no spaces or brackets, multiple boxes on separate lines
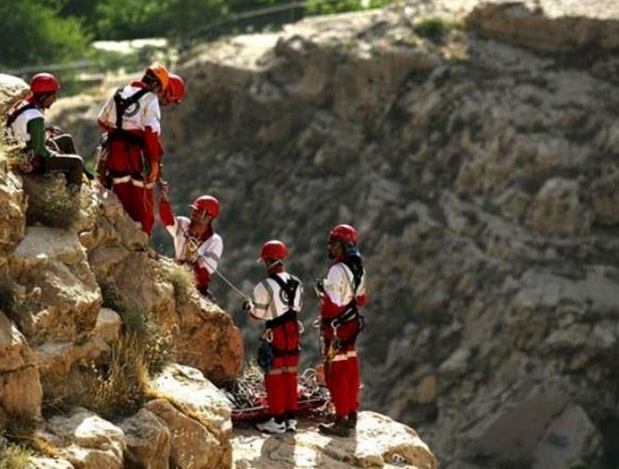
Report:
145,64,169,91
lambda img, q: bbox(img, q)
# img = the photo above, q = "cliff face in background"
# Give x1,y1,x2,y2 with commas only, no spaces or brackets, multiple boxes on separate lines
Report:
49,0,619,468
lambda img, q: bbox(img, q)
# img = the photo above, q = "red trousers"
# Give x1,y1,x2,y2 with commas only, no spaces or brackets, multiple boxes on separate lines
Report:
112,181,155,236
264,320,299,417
107,138,156,236
322,319,361,418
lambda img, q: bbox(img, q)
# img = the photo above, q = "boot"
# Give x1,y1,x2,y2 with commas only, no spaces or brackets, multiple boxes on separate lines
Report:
346,411,357,431
286,418,297,433
318,418,350,437
256,417,286,435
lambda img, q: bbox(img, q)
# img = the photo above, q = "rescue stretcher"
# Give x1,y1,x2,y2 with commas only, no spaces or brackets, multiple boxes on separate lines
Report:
225,366,331,424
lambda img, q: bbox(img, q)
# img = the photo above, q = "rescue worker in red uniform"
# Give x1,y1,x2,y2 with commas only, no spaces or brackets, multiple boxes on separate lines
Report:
317,224,368,437
159,193,223,299
96,64,169,236
244,240,304,434
6,72,84,190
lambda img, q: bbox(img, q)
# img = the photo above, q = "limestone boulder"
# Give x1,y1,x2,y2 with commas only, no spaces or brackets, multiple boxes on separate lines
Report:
176,296,243,384
9,226,100,344
44,408,126,469
0,161,26,253
532,404,601,469
32,308,120,401
33,341,74,400
78,187,149,254
30,457,75,469
232,411,438,469
0,311,42,429
145,399,227,469
150,364,233,445
0,73,28,119
120,408,171,469
466,1,619,52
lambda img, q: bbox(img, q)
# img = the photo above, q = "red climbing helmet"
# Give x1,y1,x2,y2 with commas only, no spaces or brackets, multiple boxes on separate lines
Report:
260,240,288,260
328,224,357,244
30,73,60,94
190,195,220,222
164,73,186,105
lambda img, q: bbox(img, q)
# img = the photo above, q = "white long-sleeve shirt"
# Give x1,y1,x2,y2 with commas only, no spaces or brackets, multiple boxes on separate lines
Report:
165,216,223,273
324,262,366,307
97,84,161,133
250,272,303,321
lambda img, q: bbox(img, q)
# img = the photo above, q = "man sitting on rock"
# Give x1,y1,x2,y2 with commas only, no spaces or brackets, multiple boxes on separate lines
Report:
5,72,84,192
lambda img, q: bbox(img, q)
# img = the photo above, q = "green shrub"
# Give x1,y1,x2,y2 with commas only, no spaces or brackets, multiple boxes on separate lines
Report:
24,179,81,230
415,16,453,42
305,0,395,15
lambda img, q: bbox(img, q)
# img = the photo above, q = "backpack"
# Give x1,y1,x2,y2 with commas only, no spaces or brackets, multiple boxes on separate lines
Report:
113,87,149,130
268,273,301,309
342,248,364,292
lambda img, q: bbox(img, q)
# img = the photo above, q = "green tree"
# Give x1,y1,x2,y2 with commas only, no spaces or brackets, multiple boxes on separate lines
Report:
94,0,174,40
0,0,90,69
59,0,101,33
305,0,394,15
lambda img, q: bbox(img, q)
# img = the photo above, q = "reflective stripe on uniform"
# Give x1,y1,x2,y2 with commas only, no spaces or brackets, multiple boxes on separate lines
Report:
260,279,277,320
112,175,155,189
112,175,131,184
131,178,155,189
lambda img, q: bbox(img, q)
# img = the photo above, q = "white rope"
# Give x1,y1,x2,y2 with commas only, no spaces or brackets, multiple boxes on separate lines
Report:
213,268,252,301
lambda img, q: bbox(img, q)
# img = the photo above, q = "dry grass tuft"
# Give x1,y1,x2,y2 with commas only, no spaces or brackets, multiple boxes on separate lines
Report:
78,333,151,420
0,442,34,469
80,282,176,419
100,282,176,375
158,259,196,303
1,414,62,466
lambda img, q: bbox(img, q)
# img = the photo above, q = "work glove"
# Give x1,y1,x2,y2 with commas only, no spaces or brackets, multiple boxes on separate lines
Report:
314,279,325,297
157,179,169,200
146,161,160,184
242,300,254,313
